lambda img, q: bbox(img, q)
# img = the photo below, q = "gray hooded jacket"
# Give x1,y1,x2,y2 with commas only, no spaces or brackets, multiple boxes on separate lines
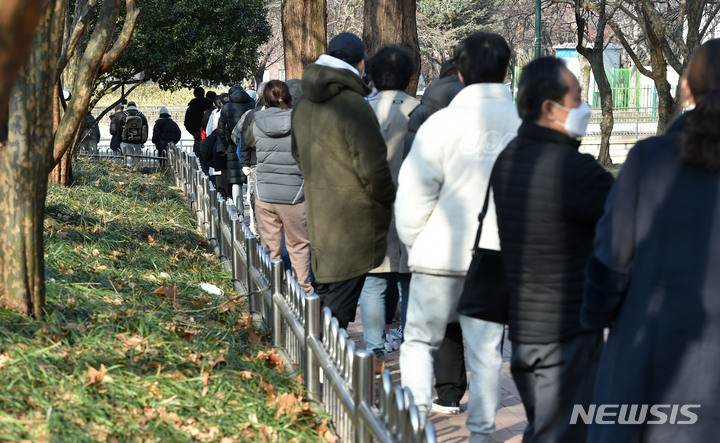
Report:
247,107,304,204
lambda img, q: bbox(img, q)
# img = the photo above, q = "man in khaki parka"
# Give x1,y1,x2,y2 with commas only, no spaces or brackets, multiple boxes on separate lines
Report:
291,32,396,329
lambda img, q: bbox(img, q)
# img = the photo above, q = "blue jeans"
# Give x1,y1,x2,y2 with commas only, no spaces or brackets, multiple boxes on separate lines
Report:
359,273,409,355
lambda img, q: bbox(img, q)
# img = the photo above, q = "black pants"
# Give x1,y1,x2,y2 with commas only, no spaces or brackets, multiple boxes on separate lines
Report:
314,275,367,330
433,322,467,402
511,332,603,443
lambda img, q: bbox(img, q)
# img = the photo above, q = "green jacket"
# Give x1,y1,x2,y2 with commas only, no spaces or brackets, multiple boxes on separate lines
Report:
291,63,396,283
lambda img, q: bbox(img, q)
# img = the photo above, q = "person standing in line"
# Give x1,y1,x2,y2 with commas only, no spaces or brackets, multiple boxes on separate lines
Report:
244,80,312,294
117,101,148,167
395,32,521,436
402,58,469,417
492,57,614,443
109,104,125,158
184,86,210,141
291,32,395,330
152,106,181,167
77,112,101,156
582,39,720,443
360,45,419,370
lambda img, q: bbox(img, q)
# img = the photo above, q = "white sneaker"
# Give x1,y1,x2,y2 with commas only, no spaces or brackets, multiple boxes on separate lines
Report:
384,336,399,353
390,326,403,341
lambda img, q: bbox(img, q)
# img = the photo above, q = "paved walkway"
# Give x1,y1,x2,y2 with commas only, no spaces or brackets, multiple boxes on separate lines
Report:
346,309,527,442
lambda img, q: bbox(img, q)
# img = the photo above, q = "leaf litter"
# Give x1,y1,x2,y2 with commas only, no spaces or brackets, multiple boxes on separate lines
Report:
0,159,334,442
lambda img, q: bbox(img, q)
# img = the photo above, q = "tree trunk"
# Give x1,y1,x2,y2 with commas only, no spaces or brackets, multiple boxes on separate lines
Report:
594,59,614,166
575,0,613,166
0,0,64,317
282,0,327,79
362,0,420,95
578,56,591,104
51,149,74,184
0,0,48,126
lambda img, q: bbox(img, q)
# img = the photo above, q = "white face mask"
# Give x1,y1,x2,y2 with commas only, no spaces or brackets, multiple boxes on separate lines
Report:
552,101,592,139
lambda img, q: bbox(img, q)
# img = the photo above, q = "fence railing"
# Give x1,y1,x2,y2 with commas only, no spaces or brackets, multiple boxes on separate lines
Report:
586,107,659,137
166,143,436,443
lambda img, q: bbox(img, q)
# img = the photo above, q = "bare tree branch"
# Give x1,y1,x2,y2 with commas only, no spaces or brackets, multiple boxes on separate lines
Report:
56,0,98,75
100,0,139,74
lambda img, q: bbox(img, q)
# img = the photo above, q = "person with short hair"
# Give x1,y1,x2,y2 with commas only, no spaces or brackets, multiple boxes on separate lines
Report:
360,45,419,365
395,32,521,436
402,58,469,418
492,57,614,442
291,32,396,331
184,86,210,141
109,103,125,157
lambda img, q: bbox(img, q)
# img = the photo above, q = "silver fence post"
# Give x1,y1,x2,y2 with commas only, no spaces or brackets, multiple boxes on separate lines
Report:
353,349,374,443
271,259,284,347
304,294,321,400
231,218,243,293
245,235,257,313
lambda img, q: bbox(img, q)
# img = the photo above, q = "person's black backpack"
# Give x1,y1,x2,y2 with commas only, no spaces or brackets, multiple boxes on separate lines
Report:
122,112,146,143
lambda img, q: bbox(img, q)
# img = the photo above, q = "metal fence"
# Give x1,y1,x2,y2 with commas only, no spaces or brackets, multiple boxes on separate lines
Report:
586,107,659,137
77,141,196,169
166,143,436,443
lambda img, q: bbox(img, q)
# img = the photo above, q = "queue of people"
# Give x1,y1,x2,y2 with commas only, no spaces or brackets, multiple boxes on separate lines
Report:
77,29,717,443
291,31,718,443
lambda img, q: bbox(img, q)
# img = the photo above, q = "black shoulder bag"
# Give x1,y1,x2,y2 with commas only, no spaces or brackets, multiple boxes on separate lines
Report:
456,174,510,324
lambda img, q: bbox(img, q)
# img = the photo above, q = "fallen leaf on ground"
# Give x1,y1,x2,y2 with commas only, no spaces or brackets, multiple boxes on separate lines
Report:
256,350,283,371
0,352,12,369
88,364,108,384
153,285,177,304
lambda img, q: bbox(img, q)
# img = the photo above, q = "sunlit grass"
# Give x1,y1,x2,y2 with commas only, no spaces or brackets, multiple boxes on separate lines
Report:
0,159,329,442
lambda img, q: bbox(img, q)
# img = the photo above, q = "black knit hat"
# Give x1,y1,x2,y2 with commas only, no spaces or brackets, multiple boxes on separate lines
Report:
327,32,367,64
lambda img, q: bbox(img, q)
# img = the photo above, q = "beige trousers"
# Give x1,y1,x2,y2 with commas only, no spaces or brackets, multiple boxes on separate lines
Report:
254,199,313,294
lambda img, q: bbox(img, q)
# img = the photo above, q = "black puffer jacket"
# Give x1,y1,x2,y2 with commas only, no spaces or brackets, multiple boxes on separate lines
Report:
218,89,254,148
492,122,614,344
403,74,464,156
152,114,181,151
226,107,257,186
239,109,259,167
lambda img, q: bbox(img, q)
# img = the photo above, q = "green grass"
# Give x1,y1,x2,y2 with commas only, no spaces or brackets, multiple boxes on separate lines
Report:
0,160,329,442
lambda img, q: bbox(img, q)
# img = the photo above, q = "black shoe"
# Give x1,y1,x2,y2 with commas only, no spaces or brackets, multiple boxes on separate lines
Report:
431,398,462,414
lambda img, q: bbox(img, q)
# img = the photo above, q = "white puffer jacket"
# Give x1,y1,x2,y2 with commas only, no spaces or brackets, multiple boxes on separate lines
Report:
395,83,521,276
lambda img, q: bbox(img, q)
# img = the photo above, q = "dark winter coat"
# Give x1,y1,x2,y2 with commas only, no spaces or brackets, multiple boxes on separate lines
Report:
184,97,211,139
152,114,181,152
79,114,100,148
403,74,464,157
227,108,256,186
218,89,255,148
582,112,720,442
109,110,124,153
492,122,614,344
291,63,395,283
245,107,303,204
